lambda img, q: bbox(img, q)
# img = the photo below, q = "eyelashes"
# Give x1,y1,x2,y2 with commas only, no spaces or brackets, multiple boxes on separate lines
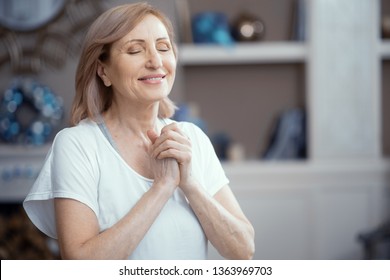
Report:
127,43,171,55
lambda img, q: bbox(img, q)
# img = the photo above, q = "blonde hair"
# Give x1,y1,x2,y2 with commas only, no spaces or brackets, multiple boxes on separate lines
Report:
70,2,177,126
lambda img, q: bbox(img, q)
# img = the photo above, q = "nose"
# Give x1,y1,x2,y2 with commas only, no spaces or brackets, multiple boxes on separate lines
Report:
146,48,163,69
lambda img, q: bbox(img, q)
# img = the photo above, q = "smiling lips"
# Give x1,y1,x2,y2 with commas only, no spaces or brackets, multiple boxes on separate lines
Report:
138,74,166,83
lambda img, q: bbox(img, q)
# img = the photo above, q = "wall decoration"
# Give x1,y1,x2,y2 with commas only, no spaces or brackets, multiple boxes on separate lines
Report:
0,77,64,145
0,0,105,74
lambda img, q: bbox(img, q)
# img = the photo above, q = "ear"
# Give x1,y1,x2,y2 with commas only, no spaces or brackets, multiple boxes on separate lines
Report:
97,61,112,87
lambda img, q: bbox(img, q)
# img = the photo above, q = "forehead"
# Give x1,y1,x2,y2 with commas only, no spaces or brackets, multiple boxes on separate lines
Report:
119,14,169,44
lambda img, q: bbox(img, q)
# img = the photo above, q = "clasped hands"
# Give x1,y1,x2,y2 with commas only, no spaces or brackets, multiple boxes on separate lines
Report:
147,123,195,193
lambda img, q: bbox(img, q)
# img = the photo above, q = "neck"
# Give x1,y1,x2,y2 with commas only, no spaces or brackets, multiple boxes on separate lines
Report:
103,98,162,141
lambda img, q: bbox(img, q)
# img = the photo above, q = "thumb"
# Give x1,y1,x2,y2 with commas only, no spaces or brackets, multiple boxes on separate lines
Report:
147,129,159,144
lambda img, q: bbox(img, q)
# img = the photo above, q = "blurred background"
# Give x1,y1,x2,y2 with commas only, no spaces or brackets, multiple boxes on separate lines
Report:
0,0,389,260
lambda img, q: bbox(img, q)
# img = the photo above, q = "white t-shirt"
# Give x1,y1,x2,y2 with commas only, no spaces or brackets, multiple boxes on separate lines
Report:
23,118,229,259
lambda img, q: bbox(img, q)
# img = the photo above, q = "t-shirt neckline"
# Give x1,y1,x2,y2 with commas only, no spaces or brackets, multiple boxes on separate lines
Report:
90,117,171,183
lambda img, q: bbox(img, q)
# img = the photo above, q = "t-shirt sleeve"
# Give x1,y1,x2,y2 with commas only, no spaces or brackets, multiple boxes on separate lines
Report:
23,128,99,239
182,122,229,196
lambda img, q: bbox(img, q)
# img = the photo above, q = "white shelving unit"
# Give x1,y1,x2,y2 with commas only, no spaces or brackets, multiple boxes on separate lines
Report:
179,42,307,65
178,0,390,260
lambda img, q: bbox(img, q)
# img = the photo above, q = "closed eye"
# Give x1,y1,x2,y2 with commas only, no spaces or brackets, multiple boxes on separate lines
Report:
157,42,171,52
128,50,142,54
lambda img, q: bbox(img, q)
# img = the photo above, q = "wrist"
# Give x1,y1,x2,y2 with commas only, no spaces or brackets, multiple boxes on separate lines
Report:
179,177,200,195
152,180,177,197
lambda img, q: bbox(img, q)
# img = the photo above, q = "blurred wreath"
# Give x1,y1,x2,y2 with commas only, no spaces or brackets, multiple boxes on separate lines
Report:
0,77,64,145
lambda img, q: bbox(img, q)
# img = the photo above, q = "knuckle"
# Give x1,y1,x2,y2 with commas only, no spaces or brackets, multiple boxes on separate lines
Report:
165,139,174,148
170,123,178,130
166,130,174,138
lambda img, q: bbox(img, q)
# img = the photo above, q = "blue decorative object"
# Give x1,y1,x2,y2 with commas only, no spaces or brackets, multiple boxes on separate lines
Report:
211,132,231,161
173,103,207,133
0,77,64,145
192,12,234,45
262,108,306,160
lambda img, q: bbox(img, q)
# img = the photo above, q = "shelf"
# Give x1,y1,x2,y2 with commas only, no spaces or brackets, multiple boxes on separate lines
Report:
380,40,390,59
0,143,51,159
178,42,307,65
222,158,390,174
222,159,390,191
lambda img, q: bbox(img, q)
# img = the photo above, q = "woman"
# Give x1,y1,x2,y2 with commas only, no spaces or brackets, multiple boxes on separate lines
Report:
23,2,254,260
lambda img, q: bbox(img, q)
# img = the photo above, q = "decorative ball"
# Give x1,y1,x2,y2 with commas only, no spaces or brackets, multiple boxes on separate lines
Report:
0,77,64,145
232,13,265,42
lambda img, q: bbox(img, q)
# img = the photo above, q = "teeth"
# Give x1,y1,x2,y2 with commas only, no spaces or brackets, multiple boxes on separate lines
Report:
140,75,165,81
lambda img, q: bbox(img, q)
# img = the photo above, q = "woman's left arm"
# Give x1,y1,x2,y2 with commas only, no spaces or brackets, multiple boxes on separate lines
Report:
183,182,255,259
150,123,255,259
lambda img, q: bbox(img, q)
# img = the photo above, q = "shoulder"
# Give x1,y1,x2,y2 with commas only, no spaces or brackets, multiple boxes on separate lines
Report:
53,119,99,151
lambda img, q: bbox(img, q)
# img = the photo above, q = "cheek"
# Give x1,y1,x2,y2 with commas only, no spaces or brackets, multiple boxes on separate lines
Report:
168,67,176,86
167,58,177,77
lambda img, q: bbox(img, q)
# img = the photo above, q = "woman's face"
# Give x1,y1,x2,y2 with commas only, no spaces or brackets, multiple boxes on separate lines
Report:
100,14,176,106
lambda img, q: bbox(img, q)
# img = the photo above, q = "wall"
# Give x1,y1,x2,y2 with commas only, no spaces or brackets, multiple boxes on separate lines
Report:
184,64,305,157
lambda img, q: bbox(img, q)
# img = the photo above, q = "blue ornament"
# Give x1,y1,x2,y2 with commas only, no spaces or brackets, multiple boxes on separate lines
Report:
192,12,234,45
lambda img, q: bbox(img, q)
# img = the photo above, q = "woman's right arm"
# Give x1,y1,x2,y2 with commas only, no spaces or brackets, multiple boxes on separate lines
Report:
54,174,176,259
54,129,178,259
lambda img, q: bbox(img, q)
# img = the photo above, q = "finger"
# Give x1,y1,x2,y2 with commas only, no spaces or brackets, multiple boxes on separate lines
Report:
147,129,159,144
160,123,180,134
161,123,190,139
153,129,191,149
151,135,191,160
152,139,190,159
157,148,191,164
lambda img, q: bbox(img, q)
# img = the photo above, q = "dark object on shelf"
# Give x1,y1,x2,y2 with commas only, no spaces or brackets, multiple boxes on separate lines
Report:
382,15,390,39
291,0,306,41
192,12,234,45
0,204,59,259
262,108,306,160
211,132,231,161
174,0,193,43
173,102,207,133
231,12,265,42
357,221,390,259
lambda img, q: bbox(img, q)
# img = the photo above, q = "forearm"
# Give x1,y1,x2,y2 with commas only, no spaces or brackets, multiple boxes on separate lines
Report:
183,184,255,260
96,185,172,259
58,182,174,260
